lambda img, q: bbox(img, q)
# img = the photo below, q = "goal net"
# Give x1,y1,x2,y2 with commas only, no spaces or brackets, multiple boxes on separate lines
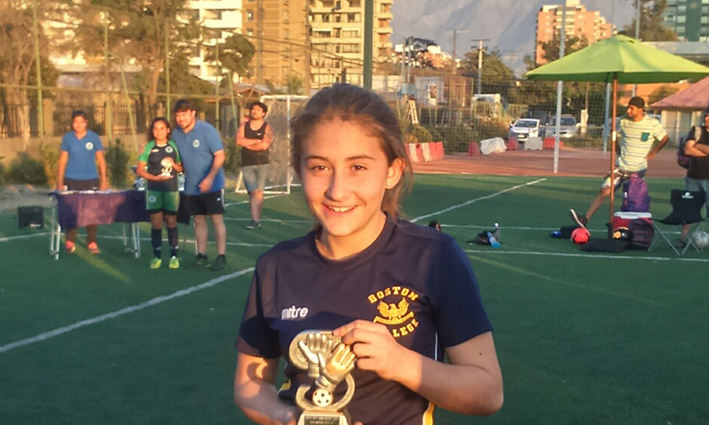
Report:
234,95,309,194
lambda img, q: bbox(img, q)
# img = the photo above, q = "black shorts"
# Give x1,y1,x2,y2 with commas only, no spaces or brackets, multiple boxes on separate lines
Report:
185,189,225,216
65,178,100,191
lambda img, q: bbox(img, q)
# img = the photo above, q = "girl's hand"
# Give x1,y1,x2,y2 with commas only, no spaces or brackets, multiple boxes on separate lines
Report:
333,320,412,382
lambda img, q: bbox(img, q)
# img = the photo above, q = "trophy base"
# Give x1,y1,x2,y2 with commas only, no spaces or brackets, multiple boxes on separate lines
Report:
298,411,348,425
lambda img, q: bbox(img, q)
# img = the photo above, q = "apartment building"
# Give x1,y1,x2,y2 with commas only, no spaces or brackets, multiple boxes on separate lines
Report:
535,0,613,65
185,0,244,84
662,0,709,42
309,0,393,88
240,0,308,87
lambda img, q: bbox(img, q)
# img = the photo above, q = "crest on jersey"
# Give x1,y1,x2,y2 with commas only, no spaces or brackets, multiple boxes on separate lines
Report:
166,146,174,153
85,142,94,150
192,139,200,148
368,286,420,338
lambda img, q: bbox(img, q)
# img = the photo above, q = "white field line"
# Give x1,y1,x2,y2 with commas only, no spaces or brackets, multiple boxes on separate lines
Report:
411,178,547,223
0,233,48,243
224,194,282,207
464,249,709,263
0,268,254,355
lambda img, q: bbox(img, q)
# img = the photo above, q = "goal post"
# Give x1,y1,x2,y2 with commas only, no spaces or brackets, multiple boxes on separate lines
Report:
234,95,309,195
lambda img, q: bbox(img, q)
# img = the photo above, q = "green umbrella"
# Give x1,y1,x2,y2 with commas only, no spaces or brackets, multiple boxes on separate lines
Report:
526,35,709,232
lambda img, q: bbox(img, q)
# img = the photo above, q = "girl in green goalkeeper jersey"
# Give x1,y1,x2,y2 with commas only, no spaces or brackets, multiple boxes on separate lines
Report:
136,117,183,269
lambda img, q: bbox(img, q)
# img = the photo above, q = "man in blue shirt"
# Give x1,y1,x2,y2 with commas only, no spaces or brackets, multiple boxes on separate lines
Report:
172,99,227,271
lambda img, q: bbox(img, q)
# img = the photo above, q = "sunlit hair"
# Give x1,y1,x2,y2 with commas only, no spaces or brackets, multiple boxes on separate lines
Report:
290,84,412,218
148,117,172,142
249,101,268,115
71,110,88,121
173,98,194,112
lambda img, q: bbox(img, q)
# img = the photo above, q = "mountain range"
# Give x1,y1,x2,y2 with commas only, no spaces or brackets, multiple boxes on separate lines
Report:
390,0,635,75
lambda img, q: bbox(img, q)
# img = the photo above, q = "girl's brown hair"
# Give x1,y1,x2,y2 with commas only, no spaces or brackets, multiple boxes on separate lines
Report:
290,84,412,218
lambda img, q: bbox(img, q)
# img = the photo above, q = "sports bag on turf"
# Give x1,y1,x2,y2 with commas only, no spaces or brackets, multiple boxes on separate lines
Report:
628,218,654,250
621,174,650,212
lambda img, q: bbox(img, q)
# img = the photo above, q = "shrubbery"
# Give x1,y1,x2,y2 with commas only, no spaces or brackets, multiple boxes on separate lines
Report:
104,139,132,188
41,141,61,188
223,138,241,175
407,124,432,144
427,124,475,153
6,153,48,186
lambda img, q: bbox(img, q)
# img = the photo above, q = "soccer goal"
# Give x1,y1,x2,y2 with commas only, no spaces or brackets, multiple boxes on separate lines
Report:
234,95,309,195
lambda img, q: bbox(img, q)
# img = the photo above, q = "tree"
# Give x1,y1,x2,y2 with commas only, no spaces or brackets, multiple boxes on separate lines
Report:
204,33,255,80
0,0,56,149
461,47,516,98
74,0,198,108
648,84,679,104
620,0,678,41
538,33,589,65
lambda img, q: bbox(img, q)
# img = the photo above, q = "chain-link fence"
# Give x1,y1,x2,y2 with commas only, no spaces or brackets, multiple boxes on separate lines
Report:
1,1,705,179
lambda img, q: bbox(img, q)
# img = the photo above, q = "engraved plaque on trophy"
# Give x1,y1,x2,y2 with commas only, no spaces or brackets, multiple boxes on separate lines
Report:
288,331,356,425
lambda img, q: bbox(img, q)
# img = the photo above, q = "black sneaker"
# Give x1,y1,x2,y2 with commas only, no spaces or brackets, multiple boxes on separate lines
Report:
210,255,227,271
193,254,209,267
569,209,588,228
245,220,262,230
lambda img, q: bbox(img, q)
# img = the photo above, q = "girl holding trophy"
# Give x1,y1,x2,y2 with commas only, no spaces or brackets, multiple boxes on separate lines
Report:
235,84,503,425
136,117,183,269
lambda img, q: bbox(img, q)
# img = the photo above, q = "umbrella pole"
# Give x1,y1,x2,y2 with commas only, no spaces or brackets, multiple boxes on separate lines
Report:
608,78,618,239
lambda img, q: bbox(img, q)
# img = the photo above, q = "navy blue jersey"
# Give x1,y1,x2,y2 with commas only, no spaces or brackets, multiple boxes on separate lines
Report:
237,216,492,425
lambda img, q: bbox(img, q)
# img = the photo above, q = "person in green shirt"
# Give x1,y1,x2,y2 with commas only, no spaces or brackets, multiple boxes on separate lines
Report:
136,117,183,269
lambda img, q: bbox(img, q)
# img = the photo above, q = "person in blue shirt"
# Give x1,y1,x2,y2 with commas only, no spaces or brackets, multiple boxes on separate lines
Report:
172,99,227,271
56,110,108,254
234,84,503,425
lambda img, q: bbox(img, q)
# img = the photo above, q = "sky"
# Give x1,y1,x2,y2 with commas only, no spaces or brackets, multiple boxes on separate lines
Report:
389,0,636,75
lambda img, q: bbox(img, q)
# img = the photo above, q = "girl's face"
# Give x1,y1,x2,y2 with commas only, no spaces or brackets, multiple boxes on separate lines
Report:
152,121,169,142
72,116,88,134
300,118,404,256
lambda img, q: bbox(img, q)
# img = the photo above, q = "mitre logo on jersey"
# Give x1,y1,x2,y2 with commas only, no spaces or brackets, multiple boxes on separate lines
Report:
368,285,420,338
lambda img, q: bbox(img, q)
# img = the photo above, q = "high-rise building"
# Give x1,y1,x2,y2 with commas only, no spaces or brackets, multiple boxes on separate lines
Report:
309,0,393,88
186,0,244,84
662,0,709,42
535,0,613,65
241,0,308,87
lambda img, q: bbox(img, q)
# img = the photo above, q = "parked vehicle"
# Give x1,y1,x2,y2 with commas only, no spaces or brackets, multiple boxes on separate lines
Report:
508,118,541,142
545,114,578,138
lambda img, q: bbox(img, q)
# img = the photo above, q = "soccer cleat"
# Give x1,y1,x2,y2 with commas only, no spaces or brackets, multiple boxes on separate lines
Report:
88,242,101,254
150,257,162,269
210,255,226,271
193,254,209,267
245,220,262,230
569,209,588,228
169,256,180,269
65,240,76,253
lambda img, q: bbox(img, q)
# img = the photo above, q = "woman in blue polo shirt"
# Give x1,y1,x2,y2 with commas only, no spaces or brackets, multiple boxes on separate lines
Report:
56,110,108,254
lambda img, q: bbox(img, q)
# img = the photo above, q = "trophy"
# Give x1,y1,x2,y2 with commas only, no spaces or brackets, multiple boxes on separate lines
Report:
160,158,173,177
288,331,357,425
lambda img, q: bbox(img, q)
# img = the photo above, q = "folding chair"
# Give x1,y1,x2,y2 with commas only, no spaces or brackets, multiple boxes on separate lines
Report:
650,190,705,255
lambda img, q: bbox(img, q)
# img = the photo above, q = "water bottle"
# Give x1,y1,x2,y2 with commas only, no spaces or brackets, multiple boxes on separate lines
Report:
487,231,501,248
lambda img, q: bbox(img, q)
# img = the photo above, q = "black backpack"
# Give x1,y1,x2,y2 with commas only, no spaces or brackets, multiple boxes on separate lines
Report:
628,218,654,250
677,126,702,169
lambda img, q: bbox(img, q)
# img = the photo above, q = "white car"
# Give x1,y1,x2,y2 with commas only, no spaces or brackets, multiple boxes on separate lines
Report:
508,119,541,142
545,115,578,138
